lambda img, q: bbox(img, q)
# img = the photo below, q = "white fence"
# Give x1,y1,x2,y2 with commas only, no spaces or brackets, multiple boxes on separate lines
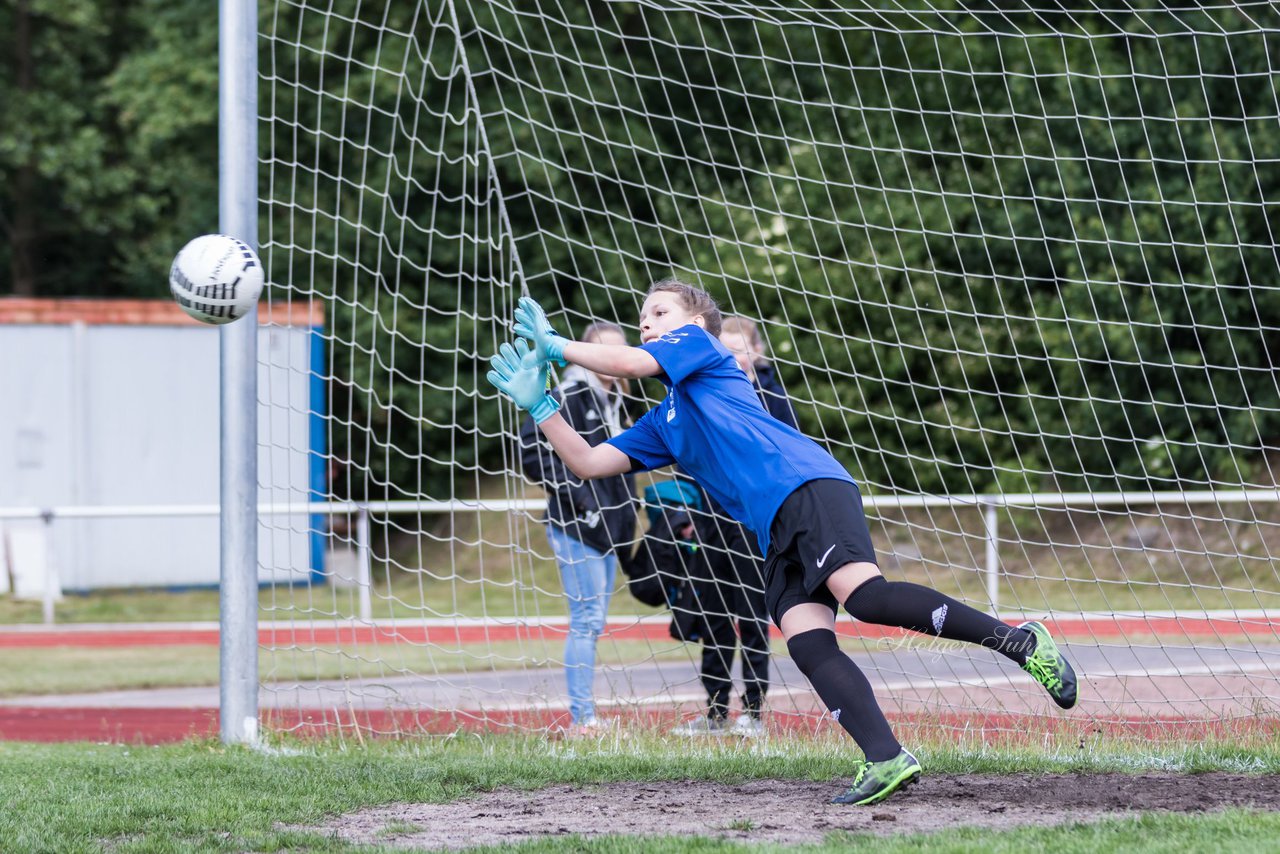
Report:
5,488,1280,623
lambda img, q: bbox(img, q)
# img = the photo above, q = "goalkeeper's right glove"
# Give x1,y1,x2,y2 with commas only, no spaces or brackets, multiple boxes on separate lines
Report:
486,338,561,424
514,296,569,367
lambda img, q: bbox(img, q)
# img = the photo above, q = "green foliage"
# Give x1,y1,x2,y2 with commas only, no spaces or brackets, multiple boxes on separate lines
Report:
6,1,1280,497
0,0,217,295
458,1,1280,495
98,0,220,290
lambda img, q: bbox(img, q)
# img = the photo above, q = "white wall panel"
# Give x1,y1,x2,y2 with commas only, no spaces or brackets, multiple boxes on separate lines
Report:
0,323,318,589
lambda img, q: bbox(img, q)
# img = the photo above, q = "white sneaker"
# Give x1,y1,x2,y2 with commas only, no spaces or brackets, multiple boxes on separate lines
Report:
563,717,618,739
729,714,765,738
669,715,729,737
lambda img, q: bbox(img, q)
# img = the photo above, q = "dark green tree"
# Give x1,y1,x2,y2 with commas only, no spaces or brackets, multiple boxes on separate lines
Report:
8,0,1280,499
0,0,217,296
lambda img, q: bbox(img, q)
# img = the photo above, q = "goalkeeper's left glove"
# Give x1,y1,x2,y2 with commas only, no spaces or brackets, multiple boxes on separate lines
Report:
486,338,561,423
514,296,569,367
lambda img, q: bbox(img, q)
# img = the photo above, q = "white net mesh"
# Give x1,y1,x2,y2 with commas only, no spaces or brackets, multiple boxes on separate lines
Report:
257,0,1280,741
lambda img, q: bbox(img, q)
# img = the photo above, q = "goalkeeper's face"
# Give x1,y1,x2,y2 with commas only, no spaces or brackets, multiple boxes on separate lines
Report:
639,292,704,344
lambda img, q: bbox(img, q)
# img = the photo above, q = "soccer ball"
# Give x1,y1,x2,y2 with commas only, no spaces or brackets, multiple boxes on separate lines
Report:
169,234,264,325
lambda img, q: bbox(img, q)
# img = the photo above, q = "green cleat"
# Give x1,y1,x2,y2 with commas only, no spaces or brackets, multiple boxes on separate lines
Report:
1019,620,1078,709
830,748,921,806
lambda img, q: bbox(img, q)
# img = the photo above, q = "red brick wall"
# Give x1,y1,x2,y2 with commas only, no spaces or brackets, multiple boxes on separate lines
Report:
0,298,323,327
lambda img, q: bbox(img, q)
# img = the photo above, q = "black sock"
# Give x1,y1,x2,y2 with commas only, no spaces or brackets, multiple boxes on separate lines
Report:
845,577,1035,666
787,628,901,762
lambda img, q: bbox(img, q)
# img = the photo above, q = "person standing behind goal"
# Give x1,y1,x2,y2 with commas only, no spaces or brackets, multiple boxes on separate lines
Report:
517,321,637,737
489,279,1079,805
719,314,797,428
671,315,797,738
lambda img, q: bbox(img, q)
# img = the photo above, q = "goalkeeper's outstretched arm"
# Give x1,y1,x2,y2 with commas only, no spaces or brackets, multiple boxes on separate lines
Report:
537,412,634,480
560,340,662,380
514,295,662,380
486,336,634,481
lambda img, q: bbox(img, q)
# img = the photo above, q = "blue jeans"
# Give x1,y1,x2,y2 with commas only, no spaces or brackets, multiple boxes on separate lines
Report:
545,525,616,724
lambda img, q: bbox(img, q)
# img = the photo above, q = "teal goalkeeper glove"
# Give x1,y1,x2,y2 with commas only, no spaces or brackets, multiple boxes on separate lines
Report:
486,338,561,424
514,296,569,367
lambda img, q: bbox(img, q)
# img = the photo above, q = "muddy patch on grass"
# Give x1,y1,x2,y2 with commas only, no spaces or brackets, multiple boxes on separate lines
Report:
305,773,1280,849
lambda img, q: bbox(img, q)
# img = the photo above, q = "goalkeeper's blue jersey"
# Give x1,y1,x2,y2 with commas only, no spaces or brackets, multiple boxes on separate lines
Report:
606,324,854,553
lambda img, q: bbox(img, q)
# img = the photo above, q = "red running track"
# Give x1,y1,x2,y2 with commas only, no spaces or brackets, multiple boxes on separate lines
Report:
3,615,1276,743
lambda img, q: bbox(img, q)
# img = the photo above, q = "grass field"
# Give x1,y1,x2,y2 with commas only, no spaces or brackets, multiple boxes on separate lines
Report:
1,735,1277,853
3,557,1275,629
0,639,703,699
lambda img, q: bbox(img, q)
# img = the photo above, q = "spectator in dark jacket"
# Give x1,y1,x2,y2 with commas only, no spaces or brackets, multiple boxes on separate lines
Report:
519,322,637,736
720,315,798,428
671,315,797,738
621,480,714,644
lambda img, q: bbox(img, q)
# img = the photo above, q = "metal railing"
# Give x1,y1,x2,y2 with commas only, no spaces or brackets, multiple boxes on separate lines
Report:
0,500,548,624
5,488,1280,622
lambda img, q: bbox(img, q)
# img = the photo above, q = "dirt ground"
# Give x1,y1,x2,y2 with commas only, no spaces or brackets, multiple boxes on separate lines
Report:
308,772,1280,849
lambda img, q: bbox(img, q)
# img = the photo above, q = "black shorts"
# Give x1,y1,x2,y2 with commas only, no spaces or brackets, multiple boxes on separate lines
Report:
763,479,878,626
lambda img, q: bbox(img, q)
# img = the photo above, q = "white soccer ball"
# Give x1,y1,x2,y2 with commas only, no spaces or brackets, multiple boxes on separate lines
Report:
169,234,264,325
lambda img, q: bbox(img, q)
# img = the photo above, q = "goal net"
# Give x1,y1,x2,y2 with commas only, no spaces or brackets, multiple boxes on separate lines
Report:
256,0,1280,741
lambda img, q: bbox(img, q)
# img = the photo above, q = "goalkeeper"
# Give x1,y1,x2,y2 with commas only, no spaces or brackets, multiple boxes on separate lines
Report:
488,279,1078,806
